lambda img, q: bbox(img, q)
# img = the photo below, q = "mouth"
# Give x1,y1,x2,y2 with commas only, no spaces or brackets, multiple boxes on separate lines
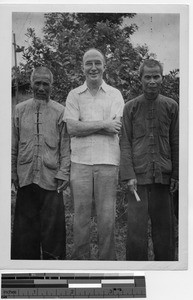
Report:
35,93,48,100
90,73,98,77
147,86,158,91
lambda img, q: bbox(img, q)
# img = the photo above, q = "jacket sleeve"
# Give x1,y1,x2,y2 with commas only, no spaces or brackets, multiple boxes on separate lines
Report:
12,106,19,182
170,101,179,180
120,103,136,181
55,110,71,182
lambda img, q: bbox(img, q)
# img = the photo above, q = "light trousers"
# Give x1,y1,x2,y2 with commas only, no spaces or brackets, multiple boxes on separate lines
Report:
70,163,118,260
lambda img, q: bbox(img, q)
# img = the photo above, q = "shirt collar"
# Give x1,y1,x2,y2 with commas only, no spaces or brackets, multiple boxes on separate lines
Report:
33,98,50,110
77,80,110,94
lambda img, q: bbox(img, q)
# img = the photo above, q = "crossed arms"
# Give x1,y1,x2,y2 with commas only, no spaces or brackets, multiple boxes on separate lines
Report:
66,117,122,137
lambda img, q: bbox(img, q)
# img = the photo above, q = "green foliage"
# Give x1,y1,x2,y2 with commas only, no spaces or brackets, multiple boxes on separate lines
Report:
76,13,136,26
19,13,139,103
161,69,179,103
19,13,179,104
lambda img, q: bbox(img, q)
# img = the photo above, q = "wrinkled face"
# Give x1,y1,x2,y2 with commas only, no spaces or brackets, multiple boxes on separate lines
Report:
32,73,52,101
83,50,105,86
141,65,162,99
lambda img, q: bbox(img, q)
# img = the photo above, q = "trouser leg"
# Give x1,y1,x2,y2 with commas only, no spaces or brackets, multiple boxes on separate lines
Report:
94,165,118,260
11,184,41,259
149,184,175,261
40,188,66,260
126,185,149,261
70,163,93,260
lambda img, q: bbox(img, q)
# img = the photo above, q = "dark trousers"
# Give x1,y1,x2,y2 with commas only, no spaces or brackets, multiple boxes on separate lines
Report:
126,184,175,261
11,184,66,260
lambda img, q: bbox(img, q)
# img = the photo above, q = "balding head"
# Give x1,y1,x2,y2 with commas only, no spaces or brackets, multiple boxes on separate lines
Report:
30,66,53,85
83,48,106,64
82,48,106,88
31,66,53,102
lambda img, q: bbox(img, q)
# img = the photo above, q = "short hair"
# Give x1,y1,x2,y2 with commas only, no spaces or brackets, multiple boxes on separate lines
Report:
30,66,53,84
139,59,163,78
83,48,106,64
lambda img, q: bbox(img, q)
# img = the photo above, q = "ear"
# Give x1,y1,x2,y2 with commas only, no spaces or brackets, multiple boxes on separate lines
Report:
81,63,85,74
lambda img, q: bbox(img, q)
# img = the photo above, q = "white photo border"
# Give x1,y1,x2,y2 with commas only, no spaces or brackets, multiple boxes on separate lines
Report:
0,3,189,270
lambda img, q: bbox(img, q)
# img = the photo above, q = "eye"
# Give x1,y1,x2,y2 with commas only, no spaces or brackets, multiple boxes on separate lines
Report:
154,75,161,80
144,76,151,80
43,82,49,87
34,81,41,85
95,61,102,65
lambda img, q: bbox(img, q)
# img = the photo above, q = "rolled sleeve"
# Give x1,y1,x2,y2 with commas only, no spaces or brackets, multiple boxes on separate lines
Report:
64,90,80,121
112,90,125,118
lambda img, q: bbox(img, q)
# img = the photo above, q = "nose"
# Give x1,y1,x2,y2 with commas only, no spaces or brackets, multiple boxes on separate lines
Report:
38,83,44,91
149,77,156,84
91,62,97,70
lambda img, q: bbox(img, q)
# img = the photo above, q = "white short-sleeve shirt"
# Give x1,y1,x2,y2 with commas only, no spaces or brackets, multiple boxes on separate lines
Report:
64,81,125,166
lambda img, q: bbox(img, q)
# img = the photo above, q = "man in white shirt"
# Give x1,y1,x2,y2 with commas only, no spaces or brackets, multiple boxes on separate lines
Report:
65,48,124,260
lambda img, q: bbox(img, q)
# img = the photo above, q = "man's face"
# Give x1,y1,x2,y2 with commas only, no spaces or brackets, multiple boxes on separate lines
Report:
141,65,162,99
32,73,52,101
83,50,105,86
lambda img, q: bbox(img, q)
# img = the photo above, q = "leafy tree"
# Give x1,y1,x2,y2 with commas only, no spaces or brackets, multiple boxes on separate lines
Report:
19,13,179,104
161,69,179,103
76,13,136,26
20,13,143,103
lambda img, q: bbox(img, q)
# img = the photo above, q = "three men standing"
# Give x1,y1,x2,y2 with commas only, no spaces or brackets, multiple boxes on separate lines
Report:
11,57,179,261
11,67,70,259
120,59,179,261
65,48,124,260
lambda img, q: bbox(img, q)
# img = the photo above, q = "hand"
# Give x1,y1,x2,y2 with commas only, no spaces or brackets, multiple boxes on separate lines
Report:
126,179,137,194
170,178,178,193
103,117,122,134
11,177,19,190
57,179,69,193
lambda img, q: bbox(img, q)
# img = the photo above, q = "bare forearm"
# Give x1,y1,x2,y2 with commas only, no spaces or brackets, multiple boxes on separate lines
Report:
96,129,115,136
56,122,71,180
66,117,122,137
66,119,105,136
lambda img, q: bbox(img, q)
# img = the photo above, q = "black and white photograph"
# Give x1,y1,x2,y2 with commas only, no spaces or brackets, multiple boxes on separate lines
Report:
0,3,189,273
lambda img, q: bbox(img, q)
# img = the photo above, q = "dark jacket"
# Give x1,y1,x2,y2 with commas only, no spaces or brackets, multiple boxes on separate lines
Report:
120,94,179,185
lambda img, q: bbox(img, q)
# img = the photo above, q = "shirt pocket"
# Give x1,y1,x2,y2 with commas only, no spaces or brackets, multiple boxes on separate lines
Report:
133,122,146,139
43,137,59,170
158,117,170,138
133,153,148,174
18,140,33,165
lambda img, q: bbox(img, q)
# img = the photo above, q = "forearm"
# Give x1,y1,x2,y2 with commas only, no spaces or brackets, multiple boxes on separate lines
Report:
170,107,179,180
55,123,71,181
120,111,135,181
66,119,105,137
96,116,122,136
95,129,115,136
12,124,19,181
